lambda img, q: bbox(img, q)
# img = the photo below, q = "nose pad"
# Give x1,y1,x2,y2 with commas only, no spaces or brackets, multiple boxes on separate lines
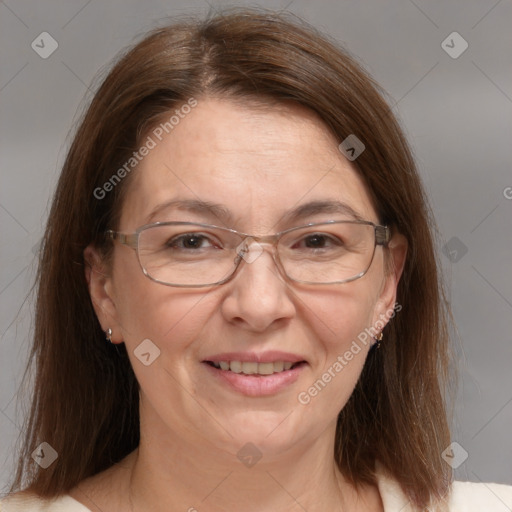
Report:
235,238,264,265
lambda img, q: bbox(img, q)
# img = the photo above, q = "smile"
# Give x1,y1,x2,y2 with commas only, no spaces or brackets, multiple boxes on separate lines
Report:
207,360,304,375
203,359,307,396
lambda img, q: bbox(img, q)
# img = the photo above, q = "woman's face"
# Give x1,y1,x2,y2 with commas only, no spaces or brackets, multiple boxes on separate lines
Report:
87,98,405,461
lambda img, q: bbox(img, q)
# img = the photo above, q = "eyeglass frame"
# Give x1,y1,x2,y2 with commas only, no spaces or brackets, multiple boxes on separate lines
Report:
105,220,390,288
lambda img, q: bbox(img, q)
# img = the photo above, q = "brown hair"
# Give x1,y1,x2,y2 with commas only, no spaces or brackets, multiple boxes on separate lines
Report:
10,9,452,509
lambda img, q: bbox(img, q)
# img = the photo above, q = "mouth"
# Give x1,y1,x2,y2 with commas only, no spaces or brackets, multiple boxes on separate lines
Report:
205,360,307,375
201,354,308,396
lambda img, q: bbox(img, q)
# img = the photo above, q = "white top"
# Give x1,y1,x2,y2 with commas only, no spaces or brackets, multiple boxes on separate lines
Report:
2,472,512,511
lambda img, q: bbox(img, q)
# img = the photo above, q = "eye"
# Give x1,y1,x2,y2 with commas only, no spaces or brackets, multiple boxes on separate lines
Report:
167,233,218,250
294,233,343,250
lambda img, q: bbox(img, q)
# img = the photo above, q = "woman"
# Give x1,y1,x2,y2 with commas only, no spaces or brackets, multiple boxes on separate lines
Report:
2,9,511,512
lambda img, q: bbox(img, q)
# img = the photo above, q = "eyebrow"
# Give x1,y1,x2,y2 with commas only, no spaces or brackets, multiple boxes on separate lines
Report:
280,200,365,224
146,199,233,224
145,198,364,226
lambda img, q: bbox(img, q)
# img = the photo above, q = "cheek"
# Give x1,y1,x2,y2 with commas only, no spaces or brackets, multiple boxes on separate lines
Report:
116,286,215,349
111,251,216,349
295,290,376,420
301,283,379,353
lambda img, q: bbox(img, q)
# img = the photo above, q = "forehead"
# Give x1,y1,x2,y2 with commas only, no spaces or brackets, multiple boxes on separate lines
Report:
119,98,378,231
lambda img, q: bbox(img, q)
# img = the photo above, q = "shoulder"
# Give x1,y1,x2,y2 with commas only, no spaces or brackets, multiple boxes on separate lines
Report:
376,464,512,511
448,480,512,510
0,492,91,512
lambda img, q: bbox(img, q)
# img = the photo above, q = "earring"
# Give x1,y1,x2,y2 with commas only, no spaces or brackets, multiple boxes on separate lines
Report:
373,332,383,349
105,328,113,343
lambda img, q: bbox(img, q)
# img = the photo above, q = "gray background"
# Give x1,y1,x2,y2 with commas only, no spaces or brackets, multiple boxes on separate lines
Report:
1,0,511,493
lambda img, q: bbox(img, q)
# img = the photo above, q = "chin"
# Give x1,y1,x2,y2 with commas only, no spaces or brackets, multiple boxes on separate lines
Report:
212,411,308,453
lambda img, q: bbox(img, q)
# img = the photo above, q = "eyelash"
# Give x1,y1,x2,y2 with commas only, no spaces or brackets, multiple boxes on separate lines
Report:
166,232,344,251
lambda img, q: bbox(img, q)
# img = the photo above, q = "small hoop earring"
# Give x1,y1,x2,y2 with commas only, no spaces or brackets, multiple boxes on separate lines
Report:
105,328,113,343
374,332,383,349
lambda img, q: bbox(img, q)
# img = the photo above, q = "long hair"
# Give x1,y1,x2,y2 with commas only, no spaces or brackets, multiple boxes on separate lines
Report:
10,9,452,509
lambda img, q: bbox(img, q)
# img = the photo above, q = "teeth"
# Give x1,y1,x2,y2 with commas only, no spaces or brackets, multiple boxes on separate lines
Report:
211,361,300,375
273,361,284,372
243,362,258,375
258,362,274,375
230,361,242,373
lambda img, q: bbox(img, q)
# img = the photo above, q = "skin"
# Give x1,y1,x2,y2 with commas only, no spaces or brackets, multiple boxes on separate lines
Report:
76,98,406,512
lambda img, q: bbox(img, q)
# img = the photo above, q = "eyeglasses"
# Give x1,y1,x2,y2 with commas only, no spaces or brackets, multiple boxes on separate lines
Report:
106,220,390,287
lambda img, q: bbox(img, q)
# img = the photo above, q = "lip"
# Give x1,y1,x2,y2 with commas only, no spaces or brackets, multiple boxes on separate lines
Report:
203,351,306,364
202,351,308,397
202,360,307,397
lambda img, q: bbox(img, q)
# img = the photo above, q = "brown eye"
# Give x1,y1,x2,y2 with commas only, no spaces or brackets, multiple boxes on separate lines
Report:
294,233,342,250
304,234,328,248
167,234,215,250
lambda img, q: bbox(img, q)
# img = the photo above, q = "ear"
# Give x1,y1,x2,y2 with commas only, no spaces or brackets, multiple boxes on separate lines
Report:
371,232,408,328
84,244,123,343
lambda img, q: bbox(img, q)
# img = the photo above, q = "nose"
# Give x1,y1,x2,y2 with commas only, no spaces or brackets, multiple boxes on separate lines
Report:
220,243,296,332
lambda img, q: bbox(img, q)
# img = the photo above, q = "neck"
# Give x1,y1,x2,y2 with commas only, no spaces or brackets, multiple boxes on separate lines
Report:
124,403,370,512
